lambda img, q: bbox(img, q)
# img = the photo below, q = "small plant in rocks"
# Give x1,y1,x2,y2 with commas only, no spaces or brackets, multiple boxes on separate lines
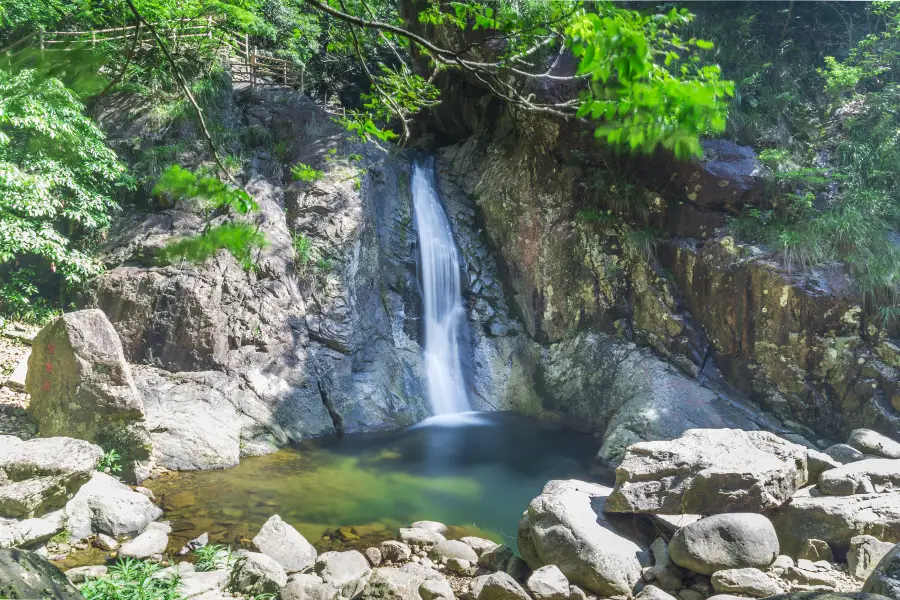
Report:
194,544,235,572
97,449,123,474
79,557,183,600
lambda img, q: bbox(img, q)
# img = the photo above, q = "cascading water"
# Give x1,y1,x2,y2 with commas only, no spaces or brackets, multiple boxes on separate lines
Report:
412,158,472,416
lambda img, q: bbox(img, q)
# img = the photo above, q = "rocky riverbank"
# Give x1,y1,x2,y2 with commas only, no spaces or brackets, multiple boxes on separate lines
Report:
2,425,899,600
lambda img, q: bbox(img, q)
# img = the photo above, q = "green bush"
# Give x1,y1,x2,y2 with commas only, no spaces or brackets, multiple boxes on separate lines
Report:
79,557,184,600
0,69,131,320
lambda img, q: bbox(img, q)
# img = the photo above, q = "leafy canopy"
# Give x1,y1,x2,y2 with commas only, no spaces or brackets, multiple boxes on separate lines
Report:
315,0,731,157
0,68,130,283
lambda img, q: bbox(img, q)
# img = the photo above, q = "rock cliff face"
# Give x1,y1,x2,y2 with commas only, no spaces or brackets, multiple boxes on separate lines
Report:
431,95,899,446
85,83,432,464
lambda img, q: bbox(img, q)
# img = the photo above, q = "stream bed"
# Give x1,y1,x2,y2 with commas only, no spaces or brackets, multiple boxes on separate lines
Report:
147,412,604,555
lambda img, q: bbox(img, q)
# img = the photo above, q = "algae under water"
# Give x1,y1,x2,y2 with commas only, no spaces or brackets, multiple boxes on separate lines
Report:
148,412,602,554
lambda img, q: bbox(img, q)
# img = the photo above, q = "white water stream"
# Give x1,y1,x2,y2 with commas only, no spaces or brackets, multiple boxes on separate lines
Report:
411,159,472,416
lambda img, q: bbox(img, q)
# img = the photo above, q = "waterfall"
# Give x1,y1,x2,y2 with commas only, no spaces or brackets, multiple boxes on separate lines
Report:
412,158,471,416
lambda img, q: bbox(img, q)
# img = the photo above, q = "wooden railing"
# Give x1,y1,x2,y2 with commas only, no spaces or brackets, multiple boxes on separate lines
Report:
1,18,305,91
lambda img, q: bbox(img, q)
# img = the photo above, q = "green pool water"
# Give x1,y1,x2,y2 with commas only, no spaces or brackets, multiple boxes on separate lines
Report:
147,412,604,554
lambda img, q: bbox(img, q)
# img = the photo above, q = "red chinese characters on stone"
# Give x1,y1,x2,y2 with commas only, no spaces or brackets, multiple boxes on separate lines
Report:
46,344,55,355
44,362,53,374
42,380,51,392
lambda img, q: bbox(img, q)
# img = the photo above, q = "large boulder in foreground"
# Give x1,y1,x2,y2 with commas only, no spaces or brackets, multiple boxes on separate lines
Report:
0,435,102,518
253,514,317,574
606,429,808,514
668,514,779,575
864,543,900,599
518,480,647,596
769,487,900,558
25,309,151,481
66,471,162,538
0,548,82,599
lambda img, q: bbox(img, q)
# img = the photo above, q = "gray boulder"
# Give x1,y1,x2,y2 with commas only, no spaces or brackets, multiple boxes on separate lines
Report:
819,460,900,496
253,514,317,573
849,430,900,459
282,573,339,600
808,450,842,483
0,435,103,518
178,568,231,597
850,536,896,581
381,540,413,562
462,536,499,556
518,479,646,596
66,471,162,538
769,487,900,558
361,567,423,600
25,310,151,481
668,513,779,575
637,586,678,600
410,521,448,535
420,577,454,600
480,544,514,572
119,521,170,558
0,509,66,549
606,429,808,514
399,527,445,550
0,548,82,599
365,547,383,567
315,550,372,599
431,539,478,564
471,572,532,600
784,561,842,589
710,568,781,598
230,551,288,596
826,444,869,464
864,543,900,599
96,532,118,550
527,565,570,600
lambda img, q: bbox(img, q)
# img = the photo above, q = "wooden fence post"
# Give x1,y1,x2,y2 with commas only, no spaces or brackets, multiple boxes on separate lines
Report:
39,30,44,57
91,31,96,46
251,45,257,88
300,64,305,94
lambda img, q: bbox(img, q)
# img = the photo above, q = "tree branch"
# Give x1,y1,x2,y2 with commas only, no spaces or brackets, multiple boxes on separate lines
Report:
122,0,240,188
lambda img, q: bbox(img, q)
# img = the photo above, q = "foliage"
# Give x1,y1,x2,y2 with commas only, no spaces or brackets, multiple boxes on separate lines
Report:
569,7,732,159
98,449,123,474
79,557,184,600
292,233,313,265
0,68,130,321
152,166,267,270
708,2,900,324
194,544,234,572
0,268,59,326
291,162,324,182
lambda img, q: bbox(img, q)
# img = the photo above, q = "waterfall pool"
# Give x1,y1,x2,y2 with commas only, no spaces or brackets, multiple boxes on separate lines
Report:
146,412,605,555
